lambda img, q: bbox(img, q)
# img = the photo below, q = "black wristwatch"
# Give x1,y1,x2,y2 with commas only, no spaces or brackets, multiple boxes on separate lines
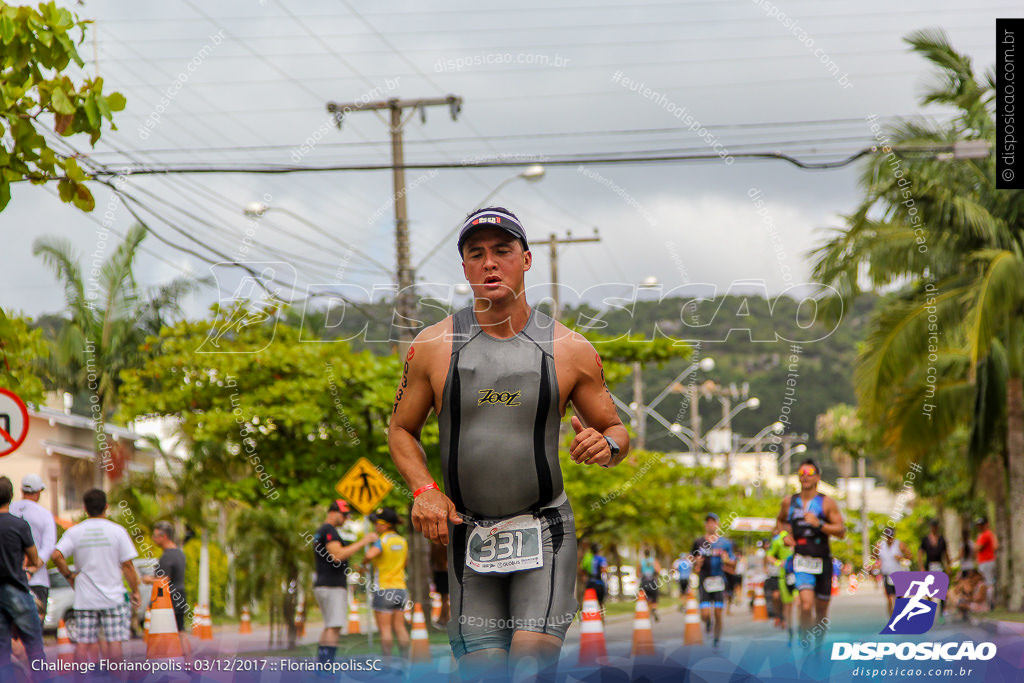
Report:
603,436,621,461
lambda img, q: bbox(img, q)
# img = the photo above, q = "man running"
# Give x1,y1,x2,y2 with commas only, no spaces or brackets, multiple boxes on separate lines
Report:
776,459,845,649
765,525,795,642
388,206,629,680
637,549,661,622
874,527,910,616
581,543,609,611
674,552,692,609
691,513,735,648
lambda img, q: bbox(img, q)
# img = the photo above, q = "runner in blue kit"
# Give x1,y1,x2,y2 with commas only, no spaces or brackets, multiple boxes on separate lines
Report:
387,207,630,681
777,459,845,649
691,513,735,648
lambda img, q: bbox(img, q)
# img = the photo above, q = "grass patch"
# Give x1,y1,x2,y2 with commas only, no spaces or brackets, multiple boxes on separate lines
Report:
983,609,1024,624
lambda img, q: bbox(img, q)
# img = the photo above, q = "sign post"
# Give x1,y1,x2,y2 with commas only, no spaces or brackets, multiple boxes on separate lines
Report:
0,389,29,458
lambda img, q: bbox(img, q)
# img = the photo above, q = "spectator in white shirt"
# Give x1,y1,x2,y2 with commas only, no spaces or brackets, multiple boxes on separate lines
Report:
51,489,140,665
9,474,56,617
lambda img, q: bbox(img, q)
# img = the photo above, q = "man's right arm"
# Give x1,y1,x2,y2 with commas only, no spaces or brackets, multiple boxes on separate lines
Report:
387,326,462,545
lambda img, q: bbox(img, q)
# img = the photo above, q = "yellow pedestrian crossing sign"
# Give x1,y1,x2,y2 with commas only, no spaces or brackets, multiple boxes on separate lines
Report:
335,457,394,515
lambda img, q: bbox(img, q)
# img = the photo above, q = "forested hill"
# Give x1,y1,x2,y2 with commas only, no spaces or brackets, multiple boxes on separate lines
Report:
290,291,878,460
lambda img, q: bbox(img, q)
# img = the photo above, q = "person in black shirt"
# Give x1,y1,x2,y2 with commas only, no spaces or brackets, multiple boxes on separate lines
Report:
312,500,376,669
142,521,190,658
0,475,45,679
918,518,951,621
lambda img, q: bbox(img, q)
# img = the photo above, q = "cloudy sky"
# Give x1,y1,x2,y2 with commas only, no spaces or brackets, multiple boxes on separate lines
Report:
0,0,1009,319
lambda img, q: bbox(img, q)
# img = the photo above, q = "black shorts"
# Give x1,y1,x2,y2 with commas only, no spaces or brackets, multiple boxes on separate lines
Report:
884,575,896,596
764,576,780,595
679,578,689,595
174,610,186,633
585,579,606,604
640,577,659,602
434,570,449,596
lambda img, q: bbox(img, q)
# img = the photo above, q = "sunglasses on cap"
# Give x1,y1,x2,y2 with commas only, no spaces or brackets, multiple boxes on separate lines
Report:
798,465,819,476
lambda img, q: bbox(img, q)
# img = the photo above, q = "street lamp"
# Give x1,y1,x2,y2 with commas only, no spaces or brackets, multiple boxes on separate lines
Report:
415,165,546,269
242,202,393,275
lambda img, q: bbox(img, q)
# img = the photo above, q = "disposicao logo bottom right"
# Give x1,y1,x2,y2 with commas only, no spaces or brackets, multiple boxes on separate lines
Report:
831,571,997,663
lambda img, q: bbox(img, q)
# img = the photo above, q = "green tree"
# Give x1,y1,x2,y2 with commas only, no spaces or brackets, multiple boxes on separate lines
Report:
34,224,194,486
0,309,48,403
0,1,125,211
811,30,1024,608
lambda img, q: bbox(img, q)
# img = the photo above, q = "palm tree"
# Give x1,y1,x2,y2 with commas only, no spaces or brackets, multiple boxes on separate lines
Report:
33,223,196,487
811,30,1024,609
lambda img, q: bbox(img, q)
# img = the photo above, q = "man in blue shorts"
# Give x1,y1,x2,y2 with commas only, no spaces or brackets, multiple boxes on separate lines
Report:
691,513,735,648
777,459,845,648
387,207,630,680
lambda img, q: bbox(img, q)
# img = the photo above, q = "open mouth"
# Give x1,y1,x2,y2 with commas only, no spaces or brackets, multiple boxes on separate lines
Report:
483,276,502,287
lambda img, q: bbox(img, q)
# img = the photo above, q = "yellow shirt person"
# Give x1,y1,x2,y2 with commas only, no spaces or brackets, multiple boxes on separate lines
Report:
364,507,409,660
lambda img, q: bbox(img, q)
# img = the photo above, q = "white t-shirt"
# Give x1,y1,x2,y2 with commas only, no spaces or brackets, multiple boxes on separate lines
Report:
9,499,57,588
54,518,138,610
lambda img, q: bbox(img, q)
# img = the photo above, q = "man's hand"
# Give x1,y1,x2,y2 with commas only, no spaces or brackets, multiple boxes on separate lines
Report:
569,416,612,466
130,589,141,610
803,511,821,528
411,490,462,546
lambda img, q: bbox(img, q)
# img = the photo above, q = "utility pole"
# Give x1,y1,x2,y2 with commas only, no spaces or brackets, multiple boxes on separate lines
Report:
632,362,646,450
326,94,462,625
531,229,600,321
859,455,870,569
326,95,463,350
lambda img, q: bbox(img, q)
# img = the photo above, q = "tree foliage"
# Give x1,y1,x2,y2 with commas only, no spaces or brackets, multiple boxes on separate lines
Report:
0,1,125,211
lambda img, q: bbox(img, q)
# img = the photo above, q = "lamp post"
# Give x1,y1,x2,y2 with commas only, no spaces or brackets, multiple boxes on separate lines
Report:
415,165,546,269
632,354,713,451
243,203,393,275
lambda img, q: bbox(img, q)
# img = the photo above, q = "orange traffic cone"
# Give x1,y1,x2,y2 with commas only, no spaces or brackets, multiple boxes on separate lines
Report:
199,604,214,640
239,606,253,634
56,619,74,663
631,590,656,656
577,588,607,665
147,577,184,661
431,591,442,622
683,587,703,645
752,582,769,621
191,603,202,636
409,603,431,664
294,601,305,638
348,598,361,636
832,573,840,596
143,608,151,643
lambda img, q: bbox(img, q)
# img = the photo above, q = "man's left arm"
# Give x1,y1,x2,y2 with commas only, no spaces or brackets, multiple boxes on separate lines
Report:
821,497,846,539
566,336,630,467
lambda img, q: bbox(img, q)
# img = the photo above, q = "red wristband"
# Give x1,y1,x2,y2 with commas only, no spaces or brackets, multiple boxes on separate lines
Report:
413,482,439,499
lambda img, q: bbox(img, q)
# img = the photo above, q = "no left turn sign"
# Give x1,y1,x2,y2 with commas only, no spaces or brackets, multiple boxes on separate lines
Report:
0,388,29,458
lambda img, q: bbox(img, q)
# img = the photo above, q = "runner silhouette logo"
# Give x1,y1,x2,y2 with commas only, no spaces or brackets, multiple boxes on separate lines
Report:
881,571,949,635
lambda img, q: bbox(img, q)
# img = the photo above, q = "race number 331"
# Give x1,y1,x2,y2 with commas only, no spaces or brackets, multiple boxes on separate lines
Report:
466,515,543,573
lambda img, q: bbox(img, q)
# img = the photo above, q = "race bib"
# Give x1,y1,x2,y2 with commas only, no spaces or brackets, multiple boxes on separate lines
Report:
793,555,823,574
703,576,726,593
927,562,943,573
466,514,543,574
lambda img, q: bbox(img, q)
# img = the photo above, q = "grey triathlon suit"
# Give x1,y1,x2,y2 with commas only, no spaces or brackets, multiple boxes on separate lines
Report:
439,306,578,658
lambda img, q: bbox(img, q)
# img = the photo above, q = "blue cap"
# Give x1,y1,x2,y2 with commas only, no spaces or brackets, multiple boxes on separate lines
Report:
705,512,720,522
